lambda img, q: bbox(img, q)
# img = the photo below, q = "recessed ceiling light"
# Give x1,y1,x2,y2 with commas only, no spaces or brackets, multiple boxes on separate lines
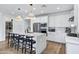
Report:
57,7,60,10
33,8,36,10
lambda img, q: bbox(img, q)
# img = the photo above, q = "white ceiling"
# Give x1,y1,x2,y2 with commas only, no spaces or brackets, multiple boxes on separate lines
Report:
0,4,74,17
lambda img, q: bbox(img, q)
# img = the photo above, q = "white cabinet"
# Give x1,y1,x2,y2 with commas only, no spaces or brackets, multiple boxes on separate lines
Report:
48,13,72,27
39,16,48,23
54,15,70,27
66,36,79,54
48,16,55,27
47,28,66,43
33,16,48,23
48,32,55,41
48,31,66,43
55,31,66,43
66,43,79,54
54,15,62,27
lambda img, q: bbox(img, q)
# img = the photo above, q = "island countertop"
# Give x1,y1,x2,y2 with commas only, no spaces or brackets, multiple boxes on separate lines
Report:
11,32,46,36
10,32,47,54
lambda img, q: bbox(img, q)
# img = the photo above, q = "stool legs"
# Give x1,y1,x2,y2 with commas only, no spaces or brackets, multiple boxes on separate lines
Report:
30,39,33,54
22,40,24,53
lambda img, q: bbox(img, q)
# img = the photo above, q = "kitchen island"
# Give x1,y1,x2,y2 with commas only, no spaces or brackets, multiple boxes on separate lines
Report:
11,32,47,54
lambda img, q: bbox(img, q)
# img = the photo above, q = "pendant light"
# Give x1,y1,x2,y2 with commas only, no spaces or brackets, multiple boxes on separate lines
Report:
26,4,36,20
15,8,22,21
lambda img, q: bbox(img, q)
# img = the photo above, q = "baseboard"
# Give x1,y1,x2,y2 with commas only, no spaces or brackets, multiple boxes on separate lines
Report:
47,40,65,44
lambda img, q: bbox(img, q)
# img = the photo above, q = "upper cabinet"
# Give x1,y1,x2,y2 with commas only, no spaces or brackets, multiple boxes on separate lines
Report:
48,11,73,27
54,14,70,27
30,16,48,32
31,16,48,25
48,15,55,27
32,16,48,23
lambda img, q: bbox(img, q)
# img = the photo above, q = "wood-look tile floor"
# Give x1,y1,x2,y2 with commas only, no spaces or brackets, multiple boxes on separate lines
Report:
0,40,65,54
0,40,23,54
42,41,65,54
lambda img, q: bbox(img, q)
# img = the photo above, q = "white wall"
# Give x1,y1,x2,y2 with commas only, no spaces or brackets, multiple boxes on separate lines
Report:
13,18,26,34
0,13,5,41
74,4,79,33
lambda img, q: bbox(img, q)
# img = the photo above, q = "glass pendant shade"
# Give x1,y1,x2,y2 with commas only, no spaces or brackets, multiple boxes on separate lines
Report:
26,12,36,20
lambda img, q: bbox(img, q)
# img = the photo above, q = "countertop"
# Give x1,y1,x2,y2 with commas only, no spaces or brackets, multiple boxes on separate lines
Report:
67,33,77,37
66,36,79,44
66,33,79,44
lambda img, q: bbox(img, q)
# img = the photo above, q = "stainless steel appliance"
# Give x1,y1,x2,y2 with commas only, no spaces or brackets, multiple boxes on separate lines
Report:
33,23,41,32
33,23,47,33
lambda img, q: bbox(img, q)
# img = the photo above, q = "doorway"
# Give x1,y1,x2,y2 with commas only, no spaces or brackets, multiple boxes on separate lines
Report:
5,20,13,40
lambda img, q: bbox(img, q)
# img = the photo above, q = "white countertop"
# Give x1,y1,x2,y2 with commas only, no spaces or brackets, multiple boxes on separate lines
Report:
26,32,46,36
66,36,79,44
11,32,45,36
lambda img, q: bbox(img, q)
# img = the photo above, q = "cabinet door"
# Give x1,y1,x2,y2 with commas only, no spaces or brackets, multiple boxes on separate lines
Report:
54,15,70,27
61,14,70,27
48,16,55,27
39,16,48,23
54,15,63,27
55,32,66,43
47,32,55,41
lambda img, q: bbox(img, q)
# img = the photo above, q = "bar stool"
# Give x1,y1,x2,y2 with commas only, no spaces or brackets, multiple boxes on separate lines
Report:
10,33,19,51
18,34,25,53
10,33,14,48
8,32,11,47
24,36,36,54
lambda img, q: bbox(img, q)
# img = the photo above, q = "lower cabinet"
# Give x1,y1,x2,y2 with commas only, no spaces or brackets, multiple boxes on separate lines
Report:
66,36,79,54
47,32,66,43
47,32,55,41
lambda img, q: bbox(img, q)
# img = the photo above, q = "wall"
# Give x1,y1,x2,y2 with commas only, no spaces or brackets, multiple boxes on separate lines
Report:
0,14,30,41
74,4,79,33
0,13,5,41
13,18,26,34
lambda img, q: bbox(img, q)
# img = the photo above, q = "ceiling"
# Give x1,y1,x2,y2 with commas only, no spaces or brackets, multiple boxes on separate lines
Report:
0,4,74,17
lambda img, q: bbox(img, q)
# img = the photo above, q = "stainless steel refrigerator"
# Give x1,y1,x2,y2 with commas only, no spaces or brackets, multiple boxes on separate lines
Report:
33,23,41,32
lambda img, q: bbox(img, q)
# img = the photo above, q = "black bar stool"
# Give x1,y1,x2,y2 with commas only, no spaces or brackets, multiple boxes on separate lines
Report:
10,33,14,48
10,33,19,51
10,33,26,53
18,34,25,53
24,36,36,54
8,32,11,47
